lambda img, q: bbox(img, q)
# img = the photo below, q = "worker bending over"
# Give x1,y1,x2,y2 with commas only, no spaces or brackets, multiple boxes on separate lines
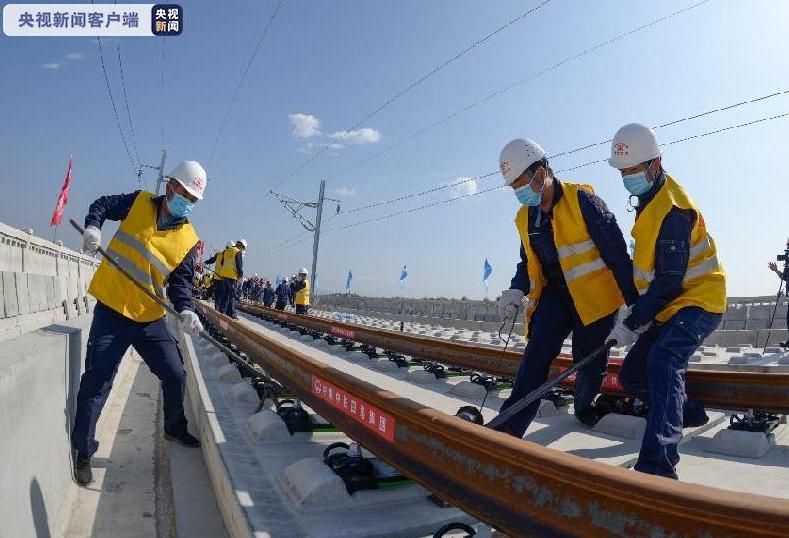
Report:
492,138,638,438
606,124,726,479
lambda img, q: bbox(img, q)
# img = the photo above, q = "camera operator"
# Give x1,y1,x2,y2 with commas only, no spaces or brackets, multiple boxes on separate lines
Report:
767,237,789,347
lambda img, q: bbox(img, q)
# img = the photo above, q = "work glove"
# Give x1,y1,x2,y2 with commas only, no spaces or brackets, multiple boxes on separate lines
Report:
498,288,525,320
82,225,101,255
607,321,640,348
179,310,204,337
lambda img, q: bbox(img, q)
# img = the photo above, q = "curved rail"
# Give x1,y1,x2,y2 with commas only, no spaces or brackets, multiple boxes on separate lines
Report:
239,302,789,414
197,302,789,537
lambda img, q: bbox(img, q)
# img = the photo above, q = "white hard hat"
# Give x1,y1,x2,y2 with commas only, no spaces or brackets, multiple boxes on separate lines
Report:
237,239,248,248
499,138,547,186
299,267,308,275
226,241,235,248
608,123,661,169
167,160,207,200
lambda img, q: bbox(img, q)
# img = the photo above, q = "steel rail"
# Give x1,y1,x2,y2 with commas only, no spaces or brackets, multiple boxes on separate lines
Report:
238,302,789,414
197,303,789,537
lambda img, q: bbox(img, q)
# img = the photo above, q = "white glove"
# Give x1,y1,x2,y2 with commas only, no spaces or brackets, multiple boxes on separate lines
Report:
179,310,203,337
499,289,525,320
607,321,639,348
82,225,101,254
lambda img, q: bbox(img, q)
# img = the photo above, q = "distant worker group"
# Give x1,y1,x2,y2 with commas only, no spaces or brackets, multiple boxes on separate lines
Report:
495,123,725,480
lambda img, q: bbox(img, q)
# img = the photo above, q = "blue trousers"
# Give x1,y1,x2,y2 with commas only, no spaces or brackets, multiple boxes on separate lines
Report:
71,303,188,458
214,279,237,316
497,286,615,437
619,306,721,478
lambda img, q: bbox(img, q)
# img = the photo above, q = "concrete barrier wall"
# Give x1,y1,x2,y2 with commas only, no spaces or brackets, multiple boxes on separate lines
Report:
0,318,90,538
0,222,98,341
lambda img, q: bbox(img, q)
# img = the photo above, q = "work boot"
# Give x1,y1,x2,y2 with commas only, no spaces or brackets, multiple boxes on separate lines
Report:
574,402,612,427
682,399,709,428
74,455,93,485
164,430,201,447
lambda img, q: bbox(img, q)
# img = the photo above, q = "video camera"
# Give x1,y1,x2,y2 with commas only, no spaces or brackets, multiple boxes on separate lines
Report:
778,249,789,263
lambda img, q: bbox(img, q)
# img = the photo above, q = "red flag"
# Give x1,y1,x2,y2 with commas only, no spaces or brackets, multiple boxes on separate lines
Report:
50,157,73,226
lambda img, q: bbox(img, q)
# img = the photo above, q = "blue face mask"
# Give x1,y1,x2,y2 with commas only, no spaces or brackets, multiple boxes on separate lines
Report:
514,184,543,206
167,192,194,219
622,171,652,196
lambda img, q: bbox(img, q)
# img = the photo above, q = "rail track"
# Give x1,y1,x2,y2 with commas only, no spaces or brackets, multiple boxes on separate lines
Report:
238,302,789,414
196,302,789,537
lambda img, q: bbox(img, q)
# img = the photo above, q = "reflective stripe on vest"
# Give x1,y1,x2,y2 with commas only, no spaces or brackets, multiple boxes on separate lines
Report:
631,175,726,321
515,181,624,335
87,191,199,322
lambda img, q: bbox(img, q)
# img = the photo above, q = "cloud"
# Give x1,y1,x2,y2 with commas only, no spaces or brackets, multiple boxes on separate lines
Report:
41,63,61,69
330,127,381,145
332,186,356,197
297,141,345,156
65,52,87,60
289,113,321,139
449,177,478,197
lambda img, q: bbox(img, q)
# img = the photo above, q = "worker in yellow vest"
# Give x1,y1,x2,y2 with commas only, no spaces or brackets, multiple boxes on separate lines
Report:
491,138,639,438
212,239,247,318
606,124,726,479
71,161,208,485
203,241,233,310
291,267,311,314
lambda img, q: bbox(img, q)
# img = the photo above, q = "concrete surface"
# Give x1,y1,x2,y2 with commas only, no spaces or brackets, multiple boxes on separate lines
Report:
0,318,90,538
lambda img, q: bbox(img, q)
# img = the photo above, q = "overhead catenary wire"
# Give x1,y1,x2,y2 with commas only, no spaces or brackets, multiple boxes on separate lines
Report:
317,0,713,188
206,0,285,168
333,86,789,215
258,106,789,253
116,39,140,167
266,0,554,192
96,35,136,172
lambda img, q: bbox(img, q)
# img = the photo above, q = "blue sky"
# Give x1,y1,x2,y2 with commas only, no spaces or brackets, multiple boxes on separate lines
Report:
2,0,788,298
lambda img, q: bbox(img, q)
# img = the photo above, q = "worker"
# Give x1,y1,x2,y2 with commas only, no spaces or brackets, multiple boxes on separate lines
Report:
200,269,214,300
275,277,292,310
214,238,247,318
291,268,311,314
262,280,275,307
606,123,726,479
492,138,639,438
71,161,207,486
203,242,233,310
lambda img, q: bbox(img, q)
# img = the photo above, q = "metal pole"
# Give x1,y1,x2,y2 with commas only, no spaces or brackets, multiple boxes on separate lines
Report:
155,149,167,195
309,180,325,299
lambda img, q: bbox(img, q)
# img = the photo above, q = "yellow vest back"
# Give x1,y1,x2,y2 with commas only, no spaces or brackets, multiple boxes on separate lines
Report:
515,181,624,336
88,191,199,322
295,278,310,306
631,175,726,322
215,246,240,280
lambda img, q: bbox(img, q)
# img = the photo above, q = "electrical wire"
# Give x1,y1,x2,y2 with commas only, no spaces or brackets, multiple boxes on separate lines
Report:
258,105,789,254
267,0,554,191
207,0,285,168
332,86,789,215
316,0,714,188
96,35,136,172
116,39,141,167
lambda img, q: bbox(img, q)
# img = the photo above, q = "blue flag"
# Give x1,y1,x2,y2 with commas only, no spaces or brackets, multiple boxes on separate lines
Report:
483,258,493,285
399,265,408,289
346,270,353,290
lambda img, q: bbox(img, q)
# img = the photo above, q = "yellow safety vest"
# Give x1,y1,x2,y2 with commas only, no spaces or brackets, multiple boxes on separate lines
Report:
515,181,624,337
201,273,213,289
88,191,199,322
295,278,310,306
631,175,726,322
215,246,240,280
